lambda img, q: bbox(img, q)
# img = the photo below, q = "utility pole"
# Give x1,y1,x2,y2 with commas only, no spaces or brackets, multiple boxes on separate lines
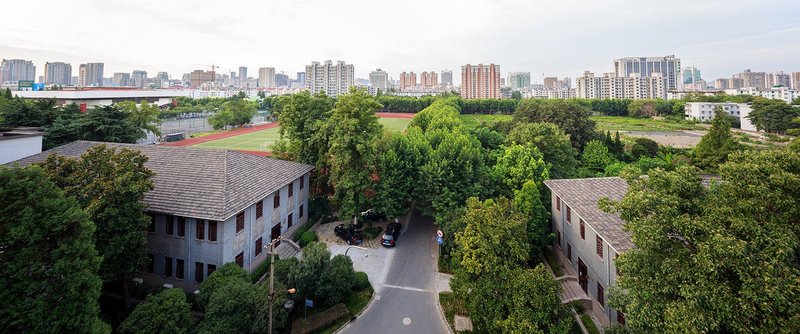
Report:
266,236,281,334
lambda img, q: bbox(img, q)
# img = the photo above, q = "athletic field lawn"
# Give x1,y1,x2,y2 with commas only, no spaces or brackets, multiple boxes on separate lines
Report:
194,118,413,151
459,114,513,128
591,116,704,132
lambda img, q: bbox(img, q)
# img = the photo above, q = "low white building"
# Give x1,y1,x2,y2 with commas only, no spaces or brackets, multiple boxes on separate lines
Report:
684,102,757,131
723,86,800,104
14,89,189,109
0,128,43,164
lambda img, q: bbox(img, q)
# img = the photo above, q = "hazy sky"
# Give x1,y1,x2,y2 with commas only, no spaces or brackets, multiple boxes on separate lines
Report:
2,0,799,83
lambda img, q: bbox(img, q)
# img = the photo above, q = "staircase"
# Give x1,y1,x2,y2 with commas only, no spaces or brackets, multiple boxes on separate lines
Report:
272,239,302,260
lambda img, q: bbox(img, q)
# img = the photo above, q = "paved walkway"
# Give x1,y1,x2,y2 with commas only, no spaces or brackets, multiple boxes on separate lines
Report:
160,122,280,147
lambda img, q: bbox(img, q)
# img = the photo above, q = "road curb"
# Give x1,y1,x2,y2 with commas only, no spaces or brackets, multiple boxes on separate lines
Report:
332,285,379,334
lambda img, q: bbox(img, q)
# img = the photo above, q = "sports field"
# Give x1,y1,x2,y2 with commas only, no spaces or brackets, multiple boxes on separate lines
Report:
194,117,413,151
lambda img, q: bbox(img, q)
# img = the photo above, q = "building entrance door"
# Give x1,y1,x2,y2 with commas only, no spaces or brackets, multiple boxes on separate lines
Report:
578,258,588,293
271,223,281,247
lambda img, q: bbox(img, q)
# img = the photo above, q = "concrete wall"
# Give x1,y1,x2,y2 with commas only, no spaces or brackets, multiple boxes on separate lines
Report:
0,135,42,164
142,171,310,291
551,193,623,326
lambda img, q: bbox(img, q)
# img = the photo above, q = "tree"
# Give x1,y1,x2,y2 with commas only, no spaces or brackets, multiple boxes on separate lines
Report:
694,107,741,172
252,281,290,333
197,262,250,309
41,145,155,309
43,103,82,149
117,100,162,138
326,88,383,219
288,242,356,307
747,98,800,134
371,130,428,219
0,97,57,127
498,266,575,334
602,151,800,333
513,99,597,150
119,289,193,334
630,137,659,159
199,280,258,334
0,166,108,333
507,122,579,178
627,99,658,118
208,109,234,130
492,143,550,198
223,99,258,127
580,139,616,176
514,181,550,261
77,105,143,143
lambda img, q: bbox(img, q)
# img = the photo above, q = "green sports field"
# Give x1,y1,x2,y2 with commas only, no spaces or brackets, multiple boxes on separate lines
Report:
194,118,413,151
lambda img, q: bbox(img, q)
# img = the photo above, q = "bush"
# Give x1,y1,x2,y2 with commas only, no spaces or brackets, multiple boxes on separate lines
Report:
362,226,382,239
299,230,318,247
353,272,370,291
251,258,271,283
290,303,349,334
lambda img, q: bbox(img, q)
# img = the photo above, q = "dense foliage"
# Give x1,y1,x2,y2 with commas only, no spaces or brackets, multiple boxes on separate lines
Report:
119,289,193,334
694,107,742,172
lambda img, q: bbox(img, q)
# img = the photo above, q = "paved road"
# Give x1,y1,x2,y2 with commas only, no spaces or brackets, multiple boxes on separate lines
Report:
340,209,450,334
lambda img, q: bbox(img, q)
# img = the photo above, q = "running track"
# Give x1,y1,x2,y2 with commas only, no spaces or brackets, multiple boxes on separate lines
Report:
161,112,415,148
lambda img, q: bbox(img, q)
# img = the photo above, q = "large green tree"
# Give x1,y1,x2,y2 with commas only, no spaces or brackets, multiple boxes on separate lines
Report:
119,289,193,334
77,105,144,143
41,145,155,309
580,139,617,176
326,88,383,219
694,107,742,172
371,129,429,219
492,143,550,197
288,242,356,307
603,150,800,333
747,98,800,134
199,280,258,334
513,99,597,150
507,122,579,179
117,100,162,138
197,262,250,309
514,180,550,262
0,166,108,333
498,265,575,334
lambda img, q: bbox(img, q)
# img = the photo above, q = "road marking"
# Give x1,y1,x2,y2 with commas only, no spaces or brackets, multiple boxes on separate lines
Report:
381,284,429,293
403,317,412,326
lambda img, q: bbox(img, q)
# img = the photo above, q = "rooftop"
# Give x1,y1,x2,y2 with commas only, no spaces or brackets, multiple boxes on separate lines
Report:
544,177,633,253
9,141,313,221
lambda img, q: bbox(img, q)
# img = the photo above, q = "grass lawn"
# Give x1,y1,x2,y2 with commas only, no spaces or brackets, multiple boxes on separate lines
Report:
459,114,512,128
439,291,469,332
379,117,412,132
592,116,703,132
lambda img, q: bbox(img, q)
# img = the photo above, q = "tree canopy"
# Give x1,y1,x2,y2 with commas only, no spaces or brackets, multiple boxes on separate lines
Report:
694,107,742,172
119,289,193,334
512,99,597,150
507,122,579,179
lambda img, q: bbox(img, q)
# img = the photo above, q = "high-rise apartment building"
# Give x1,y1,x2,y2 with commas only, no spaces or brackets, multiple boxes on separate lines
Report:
1,59,36,83
735,69,767,89
576,71,602,99
440,70,453,87
613,55,681,90
369,69,389,90
461,63,501,99
304,60,355,97
44,62,72,85
189,69,215,88
400,72,417,90
113,73,131,86
275,73,289,88
420,71,438,87
238,66,248,87
714,78,730,90
508,72,531,90
767,71,791,88
576,71,666,99
78,63,104,87
132,70,148,88
729,78,744,89
258,67,275,88
792,72,800,90
682,66,702,84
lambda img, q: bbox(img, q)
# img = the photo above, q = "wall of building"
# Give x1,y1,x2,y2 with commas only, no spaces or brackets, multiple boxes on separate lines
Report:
0,135,43,164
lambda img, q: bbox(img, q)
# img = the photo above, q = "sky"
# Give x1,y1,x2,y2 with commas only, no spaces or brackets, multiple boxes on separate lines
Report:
2,0,799,83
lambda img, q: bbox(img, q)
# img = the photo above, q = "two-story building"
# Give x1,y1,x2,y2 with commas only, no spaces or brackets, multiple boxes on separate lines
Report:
544,177,630,327
13,140,313,291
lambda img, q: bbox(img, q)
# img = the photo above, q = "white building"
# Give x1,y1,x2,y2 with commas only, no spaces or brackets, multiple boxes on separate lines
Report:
0,128,43,165
305,60,355,97
723,86,800,104
524,88,577,99
576,71,666,99
258,67,276,88
14,89,188,108
613,55,681,90
684,102,757,131
369,69,389,90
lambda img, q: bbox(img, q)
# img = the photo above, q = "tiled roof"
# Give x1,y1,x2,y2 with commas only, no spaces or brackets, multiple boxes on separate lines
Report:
544,177,633,253
10,141,313,221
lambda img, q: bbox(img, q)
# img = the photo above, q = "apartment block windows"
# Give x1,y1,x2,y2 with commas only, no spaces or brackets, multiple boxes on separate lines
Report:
176,259,184,280
256,201,264,219
300,175,304,190
236,212,244,233
597,283,605,307
273,193,280,208
164,257,173,277
235,252,244,267
177,217,185,237
580,219,585,239
255,237,263,257
165,215,174,235
207,264,217,277
566,206,572,224
195,262,204,283
196,220,205,240
596,235,604,259
556,196,561,212
288,183,293,198
208,221,218,242
299,204,304,219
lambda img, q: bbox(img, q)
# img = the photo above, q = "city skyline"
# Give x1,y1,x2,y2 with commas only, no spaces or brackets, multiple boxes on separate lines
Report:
1,0,799,83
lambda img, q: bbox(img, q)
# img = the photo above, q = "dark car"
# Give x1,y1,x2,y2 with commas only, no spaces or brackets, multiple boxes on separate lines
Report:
334,224,363,245
381,222,402,247
360,209,386,222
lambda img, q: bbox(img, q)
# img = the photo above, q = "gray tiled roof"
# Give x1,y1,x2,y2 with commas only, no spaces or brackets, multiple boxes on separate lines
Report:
10,141,313,221
544,177,633,253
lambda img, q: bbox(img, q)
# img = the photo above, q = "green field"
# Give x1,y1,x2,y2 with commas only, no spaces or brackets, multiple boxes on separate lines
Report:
460,114,513,128
379,117,412,132
591,116,703,132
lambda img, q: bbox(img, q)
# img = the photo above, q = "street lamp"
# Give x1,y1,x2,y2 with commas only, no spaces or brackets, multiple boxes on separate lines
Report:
344,245,368,258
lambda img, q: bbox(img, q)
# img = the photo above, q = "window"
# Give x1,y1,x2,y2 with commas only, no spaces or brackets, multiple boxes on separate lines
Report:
300,175,304,190
556,230,561,247
256,201,263,219
255,237,263,257
177,217,185,237
556,196,561,212
207,264,217,277
567,244,572,262
273,193,280,208
147,213,156,232
288,183,294,198
236,212,244,233
147,254,154,273
195,262,204,283
196,220,205,240
596,235,604,258
208,221,218,242
617,311,626,325
299,204,304,219
566,206,571,224
288,213,293,229
165,215,174,235
597,283,605,307
580,219,585,239
235,252,244,267
164,257,173,277
176,259,184,279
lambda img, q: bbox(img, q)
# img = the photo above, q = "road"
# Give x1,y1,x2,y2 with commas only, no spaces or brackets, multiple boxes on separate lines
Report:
340,209,450,334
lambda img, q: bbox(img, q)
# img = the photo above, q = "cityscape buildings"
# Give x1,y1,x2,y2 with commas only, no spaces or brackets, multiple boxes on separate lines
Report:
575,71,667,99
735,69,767,89
682,66,702,84
793,72,800,90
613,55,681,90
369,69,389,90
112,72,131,87
767,71,791,88
275,73,289,88
132,70,148,88
399,72,417,90
238,66,247,87
304,60,355,97
419,71,438,87
44,62,72,85
461,63,501,99
440,70,453,87
1,59,36,83
189,69,215,88
78,62,104,87
507,72,531,90
258,67,275,88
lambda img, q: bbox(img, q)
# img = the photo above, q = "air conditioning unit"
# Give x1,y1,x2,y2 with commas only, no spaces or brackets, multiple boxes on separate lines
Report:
132,277,143,284
162,283,174,289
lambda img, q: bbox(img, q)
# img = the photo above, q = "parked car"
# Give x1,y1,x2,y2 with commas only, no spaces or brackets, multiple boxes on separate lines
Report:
361,209,386,222
381,222,402,247
334,224,363,245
